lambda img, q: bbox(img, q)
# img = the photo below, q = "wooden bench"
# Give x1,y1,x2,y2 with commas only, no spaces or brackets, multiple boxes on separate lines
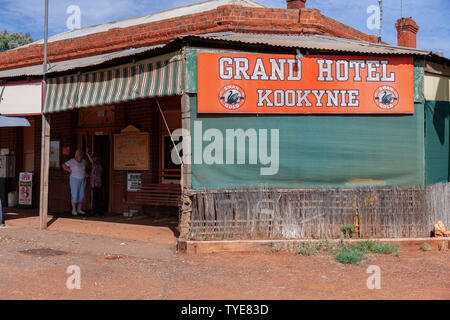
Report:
134,183,181,207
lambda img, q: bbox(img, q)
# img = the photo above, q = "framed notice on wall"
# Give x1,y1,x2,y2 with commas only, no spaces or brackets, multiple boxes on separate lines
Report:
127,173,142,192
114,125,150,171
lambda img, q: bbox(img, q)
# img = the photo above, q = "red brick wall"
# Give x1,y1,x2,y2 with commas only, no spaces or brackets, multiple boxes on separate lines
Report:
0,5,378,71
395,18,419,48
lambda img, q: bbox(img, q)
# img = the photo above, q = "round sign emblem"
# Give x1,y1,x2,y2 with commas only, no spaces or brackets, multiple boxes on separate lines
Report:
219,84,246,110
374,86,399,110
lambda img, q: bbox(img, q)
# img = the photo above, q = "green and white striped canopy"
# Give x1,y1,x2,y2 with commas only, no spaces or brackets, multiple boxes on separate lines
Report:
44,56,182,113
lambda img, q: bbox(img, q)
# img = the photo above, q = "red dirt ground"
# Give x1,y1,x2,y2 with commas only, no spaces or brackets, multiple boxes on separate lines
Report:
4,209,178,245
0,210,448,300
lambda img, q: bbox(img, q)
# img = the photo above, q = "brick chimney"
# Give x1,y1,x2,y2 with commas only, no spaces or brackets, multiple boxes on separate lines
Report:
395,17,419,48
287,0,306,9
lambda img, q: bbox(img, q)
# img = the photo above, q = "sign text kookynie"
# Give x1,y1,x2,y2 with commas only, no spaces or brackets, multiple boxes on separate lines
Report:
197,53,414,114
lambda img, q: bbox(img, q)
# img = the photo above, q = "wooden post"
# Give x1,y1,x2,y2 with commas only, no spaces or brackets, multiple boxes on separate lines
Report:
40,0,49,230
39,114,50,230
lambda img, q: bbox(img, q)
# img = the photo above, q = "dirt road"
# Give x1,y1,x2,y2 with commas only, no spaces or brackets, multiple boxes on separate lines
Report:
0,223,448,300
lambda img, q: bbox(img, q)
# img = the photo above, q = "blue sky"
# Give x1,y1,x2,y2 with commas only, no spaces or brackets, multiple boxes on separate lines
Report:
0,0,448,56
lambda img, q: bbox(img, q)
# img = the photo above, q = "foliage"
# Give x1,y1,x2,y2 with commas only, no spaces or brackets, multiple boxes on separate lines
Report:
372,242,399,254
297,239,400,264
297,239,340,256
334,246,367,265
298,242,321,256
420,243,431,251
341,225,356,239
0,30,33,52
333,240,398,265
347,240,377,253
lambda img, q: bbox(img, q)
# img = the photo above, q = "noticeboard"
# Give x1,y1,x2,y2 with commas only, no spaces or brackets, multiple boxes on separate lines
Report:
114,127,150,171
127,173,142,192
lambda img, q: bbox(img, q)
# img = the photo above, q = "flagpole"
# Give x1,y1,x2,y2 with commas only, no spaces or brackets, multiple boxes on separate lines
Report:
39,0,49,230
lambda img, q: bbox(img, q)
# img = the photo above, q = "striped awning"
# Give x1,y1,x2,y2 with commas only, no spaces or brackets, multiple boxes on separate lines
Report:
44,55,182,113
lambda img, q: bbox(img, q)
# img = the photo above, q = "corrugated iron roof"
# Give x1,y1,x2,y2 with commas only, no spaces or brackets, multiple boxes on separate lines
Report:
13,0,264,49
0,45,163,79
0,32,434,80
184,32,431,56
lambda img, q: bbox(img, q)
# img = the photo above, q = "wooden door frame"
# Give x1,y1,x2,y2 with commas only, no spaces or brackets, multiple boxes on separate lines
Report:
77,127,114,213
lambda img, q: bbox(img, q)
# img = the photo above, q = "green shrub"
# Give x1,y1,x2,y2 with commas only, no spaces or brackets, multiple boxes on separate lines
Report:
333,240,397,265
347,240,377,253
341,225,356,238
297,240,341,256
373,242,398,254
298,242,321,256
420,243,430,251
298,239,399,265
334,247,367,265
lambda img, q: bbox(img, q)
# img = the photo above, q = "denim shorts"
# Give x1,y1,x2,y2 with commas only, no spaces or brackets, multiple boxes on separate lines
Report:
70,176,86,203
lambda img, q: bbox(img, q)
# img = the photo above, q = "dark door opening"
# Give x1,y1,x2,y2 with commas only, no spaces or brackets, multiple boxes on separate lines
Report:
93,135,110,213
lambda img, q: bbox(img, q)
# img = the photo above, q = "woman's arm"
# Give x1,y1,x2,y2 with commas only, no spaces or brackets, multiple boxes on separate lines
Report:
85,148,94,164
62,163,72,174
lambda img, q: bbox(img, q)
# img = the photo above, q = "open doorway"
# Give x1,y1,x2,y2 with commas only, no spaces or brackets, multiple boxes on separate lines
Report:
92,134,110,214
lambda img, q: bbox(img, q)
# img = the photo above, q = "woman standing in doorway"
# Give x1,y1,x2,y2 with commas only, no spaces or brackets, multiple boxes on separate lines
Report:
86,149,103,217
62,149,88,216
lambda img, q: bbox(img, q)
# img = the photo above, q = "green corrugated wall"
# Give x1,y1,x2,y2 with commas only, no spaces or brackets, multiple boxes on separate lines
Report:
186,48,426,190
425,100,450,185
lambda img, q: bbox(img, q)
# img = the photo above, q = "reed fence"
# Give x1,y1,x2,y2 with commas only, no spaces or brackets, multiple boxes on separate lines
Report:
187,184,449,240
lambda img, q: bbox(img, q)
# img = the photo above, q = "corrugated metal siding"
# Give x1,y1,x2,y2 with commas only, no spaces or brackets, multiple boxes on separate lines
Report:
190,95,425,189
187,49,425,189
425,100,450,186
0,45,162,79
186,32,431,56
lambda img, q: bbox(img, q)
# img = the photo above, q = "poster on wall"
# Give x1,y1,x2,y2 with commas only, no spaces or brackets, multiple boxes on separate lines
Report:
127,173,142,192
18,172,32,206
50,140,60,168
197,52,414,114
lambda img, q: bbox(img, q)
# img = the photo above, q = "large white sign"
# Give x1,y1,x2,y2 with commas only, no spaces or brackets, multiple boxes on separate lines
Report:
0,82,42,115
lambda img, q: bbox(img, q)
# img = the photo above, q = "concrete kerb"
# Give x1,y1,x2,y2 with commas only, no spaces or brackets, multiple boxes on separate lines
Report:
177,238,450,254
